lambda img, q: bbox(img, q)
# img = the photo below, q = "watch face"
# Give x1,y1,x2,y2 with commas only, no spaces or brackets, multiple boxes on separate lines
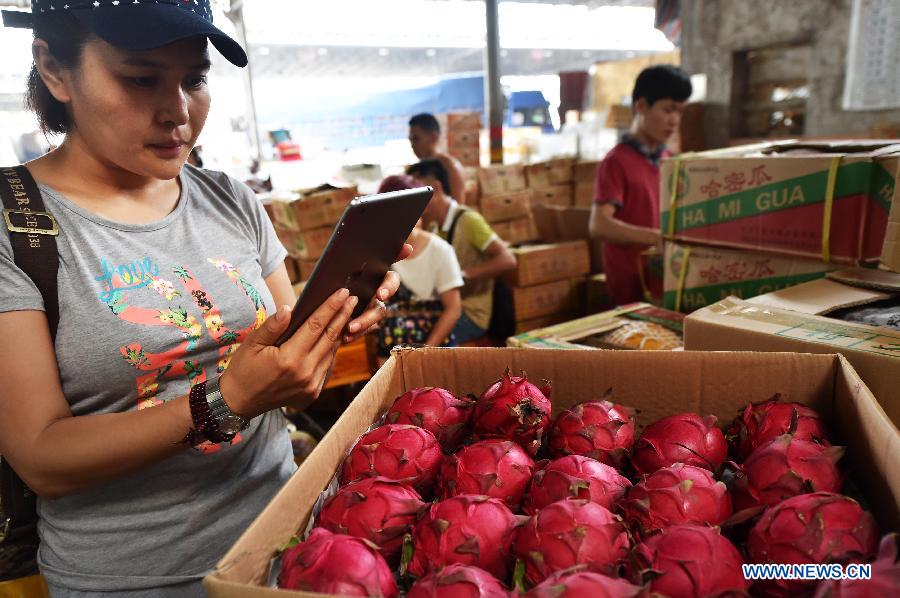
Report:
219,415,244,435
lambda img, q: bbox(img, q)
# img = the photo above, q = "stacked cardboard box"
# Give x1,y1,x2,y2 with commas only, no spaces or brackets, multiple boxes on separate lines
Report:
531,204,604,274
525,158,574,210
658,140,900,312
573,160,599,208
658,241,833,313
878,155,900,272
269,185,358,261
441,112,482,168
478,165,538,245
505,241,590,330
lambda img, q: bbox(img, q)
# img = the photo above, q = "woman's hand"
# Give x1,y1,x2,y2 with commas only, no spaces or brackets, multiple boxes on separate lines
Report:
341,243,413,344
218,288,359,418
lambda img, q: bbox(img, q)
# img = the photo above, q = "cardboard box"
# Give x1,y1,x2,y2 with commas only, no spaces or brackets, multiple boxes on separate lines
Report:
447,129,480,149
660,140,900,263
445,111,482,132
492,214,540,246
514,312,578,335
267,197,301,232
464,178,481,206
296,258,317,282
292,185,357,232
276,226,332,261
879,156,900,272
663,241,833,313
530,205,603,273
684,291,900,426
574,180,595,208
451,146,481,168
505,241,591,287
574,160,600,183
480,191,533,223
513,277,584,321
283,257,300,285
525,158,575,189
204,348,900,597
478,165,527,196
531,184,573,209
585,273,612,313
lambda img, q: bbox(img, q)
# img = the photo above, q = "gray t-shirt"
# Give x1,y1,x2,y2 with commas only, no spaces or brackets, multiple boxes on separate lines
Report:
0,165,295,593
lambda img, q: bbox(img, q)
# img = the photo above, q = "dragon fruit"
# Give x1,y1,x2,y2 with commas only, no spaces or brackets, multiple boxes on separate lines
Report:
525,569,644,598
548,398,636,468
314,477,426,566
437,440,535,510
620,463,732,536
473,369,552,456
523,455,632,515
513,499,631,585
732,435,844,512
814,533,900,598
727,395,831,461
339,424,443,491
748,492,878,597
278,528,398,597
630,524,748,598
631,412,728,475
387,387,475,450
408,494,518,579
407,564,512,598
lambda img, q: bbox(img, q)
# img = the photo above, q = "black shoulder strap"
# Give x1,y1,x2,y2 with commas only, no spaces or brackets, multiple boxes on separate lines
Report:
447,206,470,246
0,166,60,340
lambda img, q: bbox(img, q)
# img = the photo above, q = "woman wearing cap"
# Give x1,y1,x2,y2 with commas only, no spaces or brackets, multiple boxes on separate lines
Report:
0,1,406,596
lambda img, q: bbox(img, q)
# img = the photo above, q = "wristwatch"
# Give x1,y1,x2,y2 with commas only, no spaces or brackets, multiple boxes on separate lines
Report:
188,376,249,443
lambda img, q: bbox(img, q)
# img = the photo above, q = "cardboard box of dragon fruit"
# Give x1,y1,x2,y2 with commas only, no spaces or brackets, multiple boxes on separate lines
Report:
204,348,900,597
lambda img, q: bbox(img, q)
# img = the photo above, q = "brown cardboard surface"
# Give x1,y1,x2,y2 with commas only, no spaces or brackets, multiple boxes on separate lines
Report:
748,278,892,315
492,214,540,246
276,226,333,260
480,191,532,223
505,241,590,287
663,241,833,313
296,258,317,283
531,205,603,272
478,165,528,196
574,180,595,208
464,178,481,205
451,146,481,169
513,277,584,321
514,311,578,334
660,141,900,263
826,268,900,293
531,184,573,208
283,257,300,285
525,158,575,189
684,296,900,425
292,186,357,232
574,160,600,183
205,348,900,597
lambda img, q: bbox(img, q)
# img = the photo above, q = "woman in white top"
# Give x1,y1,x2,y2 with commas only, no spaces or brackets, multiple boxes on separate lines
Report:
376,175,463,360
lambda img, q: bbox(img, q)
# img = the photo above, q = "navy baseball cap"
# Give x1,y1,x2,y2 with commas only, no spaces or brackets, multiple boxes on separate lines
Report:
2,0,248,67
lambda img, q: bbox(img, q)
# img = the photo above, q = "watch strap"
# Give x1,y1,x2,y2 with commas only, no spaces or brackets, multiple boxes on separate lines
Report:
188,380,235,444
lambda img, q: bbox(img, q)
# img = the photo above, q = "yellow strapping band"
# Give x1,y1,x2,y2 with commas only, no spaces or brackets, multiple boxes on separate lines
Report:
821,156,841,263
667,158,682,237
674,246,692,313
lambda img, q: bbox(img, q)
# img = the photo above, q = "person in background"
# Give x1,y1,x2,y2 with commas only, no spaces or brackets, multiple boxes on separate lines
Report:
408,113,468,204
589,64,692,305
374,175,463,363
407,159,516,344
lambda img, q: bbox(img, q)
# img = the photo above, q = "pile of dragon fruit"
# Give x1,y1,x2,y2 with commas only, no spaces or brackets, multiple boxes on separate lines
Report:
277,371,898,597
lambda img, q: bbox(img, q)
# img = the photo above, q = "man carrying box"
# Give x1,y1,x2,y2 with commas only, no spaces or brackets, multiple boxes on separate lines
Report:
589,65,692,305
408,113,468,204
408,159,517,343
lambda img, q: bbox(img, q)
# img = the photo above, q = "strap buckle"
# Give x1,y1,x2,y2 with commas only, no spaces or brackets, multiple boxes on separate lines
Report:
2,209,59,236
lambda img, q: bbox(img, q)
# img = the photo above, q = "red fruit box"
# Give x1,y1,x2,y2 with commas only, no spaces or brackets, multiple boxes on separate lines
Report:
660,140,900,264
204,347,899,596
